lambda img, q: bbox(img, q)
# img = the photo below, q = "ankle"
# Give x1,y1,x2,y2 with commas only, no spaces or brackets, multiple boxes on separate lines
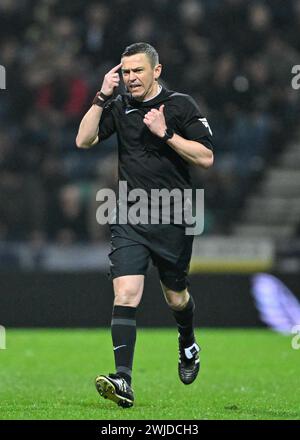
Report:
179,334,195,349
117,371,132,386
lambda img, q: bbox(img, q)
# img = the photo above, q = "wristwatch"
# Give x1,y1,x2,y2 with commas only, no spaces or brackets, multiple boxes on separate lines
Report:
161,127,175,142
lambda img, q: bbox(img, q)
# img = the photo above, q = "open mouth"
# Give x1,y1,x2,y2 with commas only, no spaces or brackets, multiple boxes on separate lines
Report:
130,84,141,91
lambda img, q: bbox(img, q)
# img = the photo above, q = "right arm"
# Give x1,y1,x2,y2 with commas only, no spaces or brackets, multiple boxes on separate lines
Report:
75,105,102,148
75,62,122,149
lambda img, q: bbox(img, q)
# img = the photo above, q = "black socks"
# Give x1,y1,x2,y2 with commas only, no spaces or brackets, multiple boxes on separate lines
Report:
111,297,195,385
111,305,137,386
171,295,195,348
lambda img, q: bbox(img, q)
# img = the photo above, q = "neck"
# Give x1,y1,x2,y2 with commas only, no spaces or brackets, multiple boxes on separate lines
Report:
133,82,161,102
144,83,163,102
145,81,159,100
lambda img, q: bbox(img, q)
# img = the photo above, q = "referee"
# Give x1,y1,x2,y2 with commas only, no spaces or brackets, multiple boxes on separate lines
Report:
76,43,214,408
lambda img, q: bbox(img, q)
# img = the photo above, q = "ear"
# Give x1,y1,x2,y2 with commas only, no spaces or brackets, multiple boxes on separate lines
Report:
154,63,162,81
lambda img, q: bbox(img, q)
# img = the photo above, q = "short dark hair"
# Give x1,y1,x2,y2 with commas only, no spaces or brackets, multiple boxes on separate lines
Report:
121,42,159,68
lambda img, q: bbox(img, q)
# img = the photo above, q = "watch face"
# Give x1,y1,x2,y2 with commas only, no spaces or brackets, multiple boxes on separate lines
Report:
166,128,174,138
162,128,174,142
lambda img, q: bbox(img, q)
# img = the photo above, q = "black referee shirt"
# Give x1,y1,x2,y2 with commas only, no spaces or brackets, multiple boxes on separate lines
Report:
98,86,213,196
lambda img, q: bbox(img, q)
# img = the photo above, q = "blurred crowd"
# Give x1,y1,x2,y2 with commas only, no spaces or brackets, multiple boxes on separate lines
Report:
0,0,300,244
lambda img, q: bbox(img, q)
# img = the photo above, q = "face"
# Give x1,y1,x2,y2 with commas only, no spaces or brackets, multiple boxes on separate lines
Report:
121,53,162,101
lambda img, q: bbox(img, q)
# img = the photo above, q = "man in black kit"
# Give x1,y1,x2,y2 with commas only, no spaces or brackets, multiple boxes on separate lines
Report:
76,43,214,408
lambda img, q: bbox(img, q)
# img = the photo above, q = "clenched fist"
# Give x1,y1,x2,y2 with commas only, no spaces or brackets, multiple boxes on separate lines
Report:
143,104,167,138
100,63,122,96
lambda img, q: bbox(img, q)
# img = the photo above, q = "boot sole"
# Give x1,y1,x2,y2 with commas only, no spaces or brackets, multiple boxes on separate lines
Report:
95,376,134,408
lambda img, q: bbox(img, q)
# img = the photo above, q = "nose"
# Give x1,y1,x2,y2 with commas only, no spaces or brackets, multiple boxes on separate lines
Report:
129,70,137,82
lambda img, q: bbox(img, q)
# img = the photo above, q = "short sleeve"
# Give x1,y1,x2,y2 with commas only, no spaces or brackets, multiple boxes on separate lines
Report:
98,101,116,141
179,95,214,150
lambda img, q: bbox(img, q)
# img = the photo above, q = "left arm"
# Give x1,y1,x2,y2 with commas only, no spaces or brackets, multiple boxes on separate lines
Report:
165,133,213,168
143,104,214,169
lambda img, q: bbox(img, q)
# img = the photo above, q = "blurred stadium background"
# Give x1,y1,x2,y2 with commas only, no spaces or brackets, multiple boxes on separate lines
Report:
0,0,300,327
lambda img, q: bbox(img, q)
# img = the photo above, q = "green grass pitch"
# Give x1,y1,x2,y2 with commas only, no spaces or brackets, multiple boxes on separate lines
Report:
0,328,299,420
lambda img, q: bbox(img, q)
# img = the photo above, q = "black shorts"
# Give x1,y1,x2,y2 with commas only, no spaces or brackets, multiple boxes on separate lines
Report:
108,223,194,291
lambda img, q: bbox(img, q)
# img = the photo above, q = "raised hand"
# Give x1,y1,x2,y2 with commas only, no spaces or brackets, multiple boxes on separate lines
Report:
100,63,122,96
143,104,167,138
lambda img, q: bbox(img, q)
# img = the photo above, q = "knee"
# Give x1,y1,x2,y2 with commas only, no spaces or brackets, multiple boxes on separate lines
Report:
114,291,139,307
164,288,190,311
113,280,143,308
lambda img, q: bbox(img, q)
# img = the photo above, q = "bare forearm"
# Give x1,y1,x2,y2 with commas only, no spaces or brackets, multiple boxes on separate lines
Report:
76,105,103,148
76,62,122,149
166,133,214,168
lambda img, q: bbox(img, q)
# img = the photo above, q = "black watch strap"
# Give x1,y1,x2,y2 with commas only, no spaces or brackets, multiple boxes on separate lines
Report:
161,127,174,142
92,91,111,108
